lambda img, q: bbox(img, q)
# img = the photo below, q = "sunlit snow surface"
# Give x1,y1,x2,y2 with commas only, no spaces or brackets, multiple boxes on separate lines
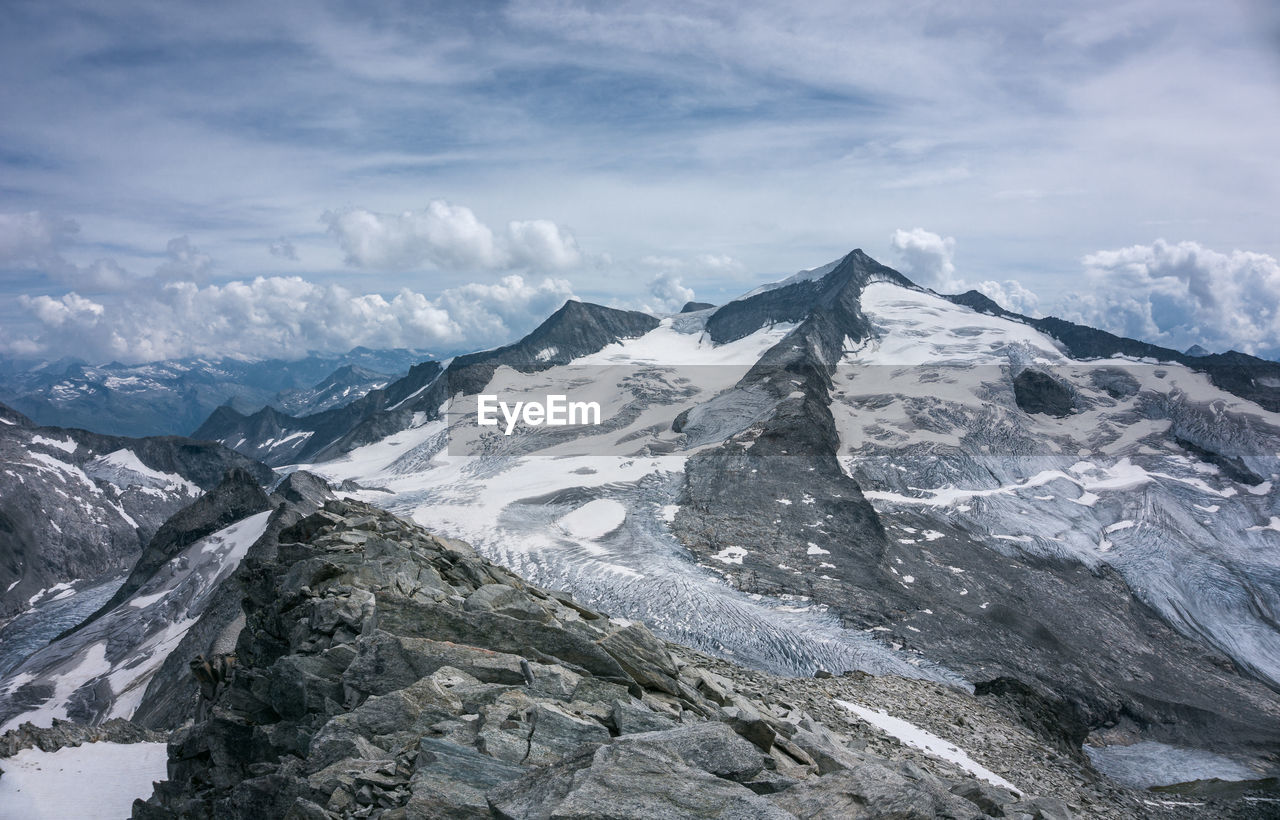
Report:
837,699,1021,793
0,741,167,820
299,283,1280,699
836,283,1280,686
304,317,966,684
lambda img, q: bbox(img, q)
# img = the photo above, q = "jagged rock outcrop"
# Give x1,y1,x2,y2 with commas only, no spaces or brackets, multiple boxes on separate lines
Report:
134,501,1135,819
0,717,164,759
1011,370,1075,418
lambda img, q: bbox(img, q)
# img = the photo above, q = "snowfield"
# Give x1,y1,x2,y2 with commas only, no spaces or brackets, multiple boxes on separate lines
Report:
0,741,167,819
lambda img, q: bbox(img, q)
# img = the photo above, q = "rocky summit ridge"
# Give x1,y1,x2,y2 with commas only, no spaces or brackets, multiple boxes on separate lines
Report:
130,498,1260,819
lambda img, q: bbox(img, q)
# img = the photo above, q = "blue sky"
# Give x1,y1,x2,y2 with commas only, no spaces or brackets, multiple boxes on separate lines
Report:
2,0,1279,362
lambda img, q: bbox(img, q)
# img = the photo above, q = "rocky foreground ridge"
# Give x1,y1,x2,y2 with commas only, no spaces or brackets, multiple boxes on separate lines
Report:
127,498,1273,819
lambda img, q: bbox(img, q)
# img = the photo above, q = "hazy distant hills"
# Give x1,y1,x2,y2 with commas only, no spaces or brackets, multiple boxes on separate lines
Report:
0,347,433,438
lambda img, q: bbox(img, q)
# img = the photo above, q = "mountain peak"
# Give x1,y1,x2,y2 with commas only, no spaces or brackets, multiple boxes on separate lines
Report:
706,247,912,344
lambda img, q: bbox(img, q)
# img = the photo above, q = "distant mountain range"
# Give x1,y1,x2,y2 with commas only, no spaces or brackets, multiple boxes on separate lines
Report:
0,347,433,438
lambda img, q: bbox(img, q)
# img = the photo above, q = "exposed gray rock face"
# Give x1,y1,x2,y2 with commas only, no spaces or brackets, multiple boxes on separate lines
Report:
63,467,271,638
704,249,911,344
1011,370,1075,417
0,404,271,620
133,501,1129,819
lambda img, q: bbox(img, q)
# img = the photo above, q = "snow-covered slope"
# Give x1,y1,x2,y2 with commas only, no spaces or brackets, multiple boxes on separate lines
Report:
0,511,271,730
218,248,1279,771
299,311,951,684
835,282,1280,684
0,404,272,620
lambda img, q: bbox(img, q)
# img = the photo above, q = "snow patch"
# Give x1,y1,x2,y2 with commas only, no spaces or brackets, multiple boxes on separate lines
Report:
557,499,627,540
30,435,76,453
837,700,1021,794
711,546,748,565
0,741,168,819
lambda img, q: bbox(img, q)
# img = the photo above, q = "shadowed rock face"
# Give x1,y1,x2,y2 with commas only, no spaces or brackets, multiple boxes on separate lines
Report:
0,404,272,619
60,468,272,639
134,500,1161,819
1012,370,1074,418
705,249,911,345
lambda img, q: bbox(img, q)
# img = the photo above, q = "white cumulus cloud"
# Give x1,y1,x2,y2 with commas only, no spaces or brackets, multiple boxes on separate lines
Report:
324,201,583,272
1063,239,1280,358
890,227,1040,316
890,227,958,290
642,272,696,314
8,275,577,364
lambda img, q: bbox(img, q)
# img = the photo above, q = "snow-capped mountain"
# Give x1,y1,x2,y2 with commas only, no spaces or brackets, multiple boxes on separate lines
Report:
271,364,392,416
194,300,660,468
0,347,430,438
5,248,1278,808
0,403,272,622
190,248,1280,775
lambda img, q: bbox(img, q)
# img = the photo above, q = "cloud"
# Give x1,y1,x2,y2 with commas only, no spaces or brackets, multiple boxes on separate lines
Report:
1062,239,1280,358
889,227,958,290
7,275,577,363
642,272,696,313
889,227,1041,315
974,279,1040,316
437,274,578,344
268,238,299,261
0,211,78,264
20,292,104,328
324,201,582,272
0,211,221,293
506,220,583,270
154,236,214,285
